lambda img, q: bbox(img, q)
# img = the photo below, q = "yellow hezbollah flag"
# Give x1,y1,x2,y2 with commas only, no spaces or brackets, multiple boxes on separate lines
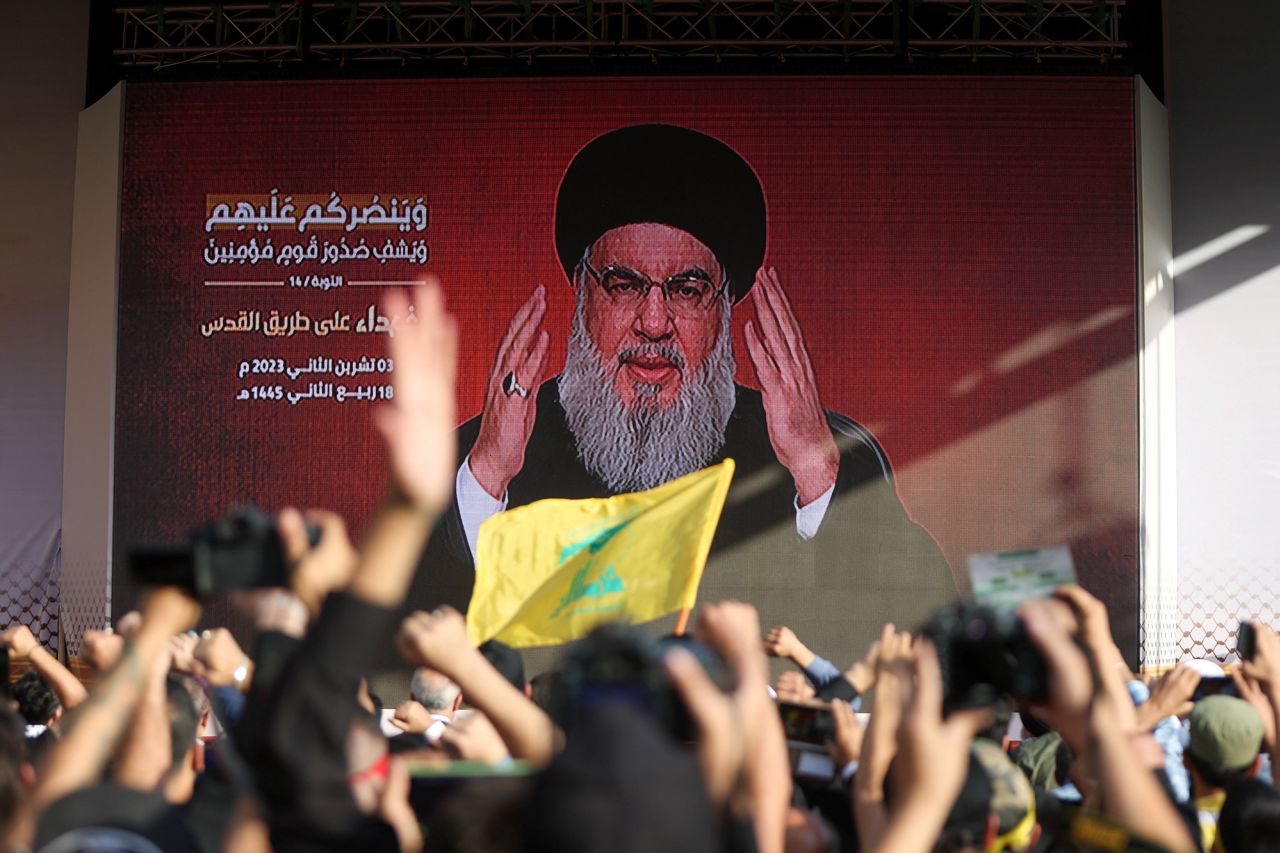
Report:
466,459,735,648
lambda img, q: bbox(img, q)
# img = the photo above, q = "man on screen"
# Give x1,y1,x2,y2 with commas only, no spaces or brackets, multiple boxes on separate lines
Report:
417,124,954,654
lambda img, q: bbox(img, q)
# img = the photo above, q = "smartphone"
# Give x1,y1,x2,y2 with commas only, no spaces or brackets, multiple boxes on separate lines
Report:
1238,621,1257,663
793,749,836,782
0,647,8,699
1191,675,1238,701
778,701,835,745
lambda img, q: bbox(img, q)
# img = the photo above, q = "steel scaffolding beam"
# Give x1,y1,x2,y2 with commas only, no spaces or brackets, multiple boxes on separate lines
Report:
110,1,1126,69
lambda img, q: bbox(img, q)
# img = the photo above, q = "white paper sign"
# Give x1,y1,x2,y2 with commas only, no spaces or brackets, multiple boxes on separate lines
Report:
967,545,1076,609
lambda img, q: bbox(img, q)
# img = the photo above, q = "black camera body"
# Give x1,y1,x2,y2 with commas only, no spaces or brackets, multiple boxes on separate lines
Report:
1238,620,1257,662
129,505,316,599
550,623,730,743
924,604,1049,710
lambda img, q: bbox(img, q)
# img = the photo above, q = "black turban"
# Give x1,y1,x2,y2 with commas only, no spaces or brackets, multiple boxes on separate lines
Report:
555,124,767,304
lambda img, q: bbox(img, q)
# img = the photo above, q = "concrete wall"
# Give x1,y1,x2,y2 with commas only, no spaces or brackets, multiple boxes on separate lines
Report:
1167,1,1280,658
0,3,89,649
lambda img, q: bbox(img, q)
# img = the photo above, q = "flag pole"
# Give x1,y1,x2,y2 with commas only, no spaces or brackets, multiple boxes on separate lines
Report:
674,607,692,636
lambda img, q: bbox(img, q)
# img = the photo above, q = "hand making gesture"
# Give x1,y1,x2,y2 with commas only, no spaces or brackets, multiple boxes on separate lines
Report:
744,267,840,506
468,285,551,499
376,278,460,514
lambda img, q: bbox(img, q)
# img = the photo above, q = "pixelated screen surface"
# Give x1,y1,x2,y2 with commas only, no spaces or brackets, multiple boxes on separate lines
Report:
115,76,1138,662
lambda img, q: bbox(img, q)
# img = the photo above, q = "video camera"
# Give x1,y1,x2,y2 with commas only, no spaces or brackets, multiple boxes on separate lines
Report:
549,623,732,743
923,603,1049,710
129,505,318,599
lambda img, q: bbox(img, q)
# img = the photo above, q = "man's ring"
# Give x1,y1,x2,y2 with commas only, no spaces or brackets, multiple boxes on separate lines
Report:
502,371,529,398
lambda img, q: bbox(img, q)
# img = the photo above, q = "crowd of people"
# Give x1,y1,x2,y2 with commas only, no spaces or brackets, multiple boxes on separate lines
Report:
3,281,1279,852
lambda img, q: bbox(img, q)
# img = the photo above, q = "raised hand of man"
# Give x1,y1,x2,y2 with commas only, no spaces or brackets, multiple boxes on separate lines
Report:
375,278,460,515
743,267,840,506
395,606,475,676
390,699,431,735
277,506,358,619
763,623,814,667
468,285,551,500
1,624,39,659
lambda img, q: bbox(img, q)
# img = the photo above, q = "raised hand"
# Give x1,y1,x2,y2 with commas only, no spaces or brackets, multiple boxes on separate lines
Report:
743,267,840,506
169,633,200,675
397,605,555,765
7,622,88,712
853,625,917,852
1,624,39,659
395,606,475,676
664,645,745,805
1231,669,1277,754
844,636,882,695
828,699,864,768
698,600,769,686
390,699,432,735
82,628,125,672
277,507,358,618
1052,585,1137,731
193,627,250,688
1053,585,1125,668
375,279,459,514
1021,598,1095,754
468,285,550,499
1243,621,1280,689
696,601,791,853
877,641,994,853
763,624,813,667
1136,665,1200,730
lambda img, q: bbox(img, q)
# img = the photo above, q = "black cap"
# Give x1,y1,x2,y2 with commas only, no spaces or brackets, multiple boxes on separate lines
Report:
479,640,526,692
555,124,767,303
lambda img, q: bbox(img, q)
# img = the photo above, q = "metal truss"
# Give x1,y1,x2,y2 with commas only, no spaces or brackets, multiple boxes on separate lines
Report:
110,0,1126,69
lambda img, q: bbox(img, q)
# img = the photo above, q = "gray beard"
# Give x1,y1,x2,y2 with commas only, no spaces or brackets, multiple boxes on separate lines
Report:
558,301,736,493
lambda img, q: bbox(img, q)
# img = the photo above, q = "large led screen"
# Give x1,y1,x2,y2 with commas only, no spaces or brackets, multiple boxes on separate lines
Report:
116,77,1138,665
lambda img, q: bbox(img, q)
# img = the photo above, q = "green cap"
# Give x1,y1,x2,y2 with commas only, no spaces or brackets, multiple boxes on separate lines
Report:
1012,731,1065,790
1188,695,1264,769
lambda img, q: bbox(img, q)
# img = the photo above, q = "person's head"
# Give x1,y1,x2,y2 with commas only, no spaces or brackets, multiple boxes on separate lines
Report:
529,670,562,715
1218,779,1280,853
410,668,463,718
575,223,731,409
479,640,527,696
554,124,767,493
0,706,32,840
886,741,1037,853
162,676,204,803
12,672,59,728
559,226,736,494
523,701,719,853
1184,695,1264,793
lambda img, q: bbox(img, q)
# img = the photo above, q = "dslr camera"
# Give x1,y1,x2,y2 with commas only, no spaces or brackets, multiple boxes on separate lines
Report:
923,603,1049,710
129,505,317,599
549,622,731,742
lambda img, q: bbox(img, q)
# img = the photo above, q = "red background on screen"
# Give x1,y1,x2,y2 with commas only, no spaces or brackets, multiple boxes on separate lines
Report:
116,76,1137,646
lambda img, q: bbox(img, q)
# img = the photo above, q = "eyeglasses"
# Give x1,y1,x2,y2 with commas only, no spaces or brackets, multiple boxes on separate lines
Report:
579,256,725,316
